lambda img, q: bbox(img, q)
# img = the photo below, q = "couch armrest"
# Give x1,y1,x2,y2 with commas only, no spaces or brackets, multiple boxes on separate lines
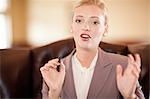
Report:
0,48,32,98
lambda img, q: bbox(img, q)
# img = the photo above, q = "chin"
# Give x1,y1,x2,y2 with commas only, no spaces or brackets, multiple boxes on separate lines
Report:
74,38,98,50
78,43,96,51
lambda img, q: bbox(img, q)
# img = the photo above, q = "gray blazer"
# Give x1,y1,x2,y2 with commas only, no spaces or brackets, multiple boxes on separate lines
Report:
41,48,145,99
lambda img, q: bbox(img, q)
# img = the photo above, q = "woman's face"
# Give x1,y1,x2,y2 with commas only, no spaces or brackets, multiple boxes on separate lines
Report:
71,5,107,50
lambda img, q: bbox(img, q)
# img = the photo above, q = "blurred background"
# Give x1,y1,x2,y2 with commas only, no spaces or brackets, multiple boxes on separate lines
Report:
0,0,150,49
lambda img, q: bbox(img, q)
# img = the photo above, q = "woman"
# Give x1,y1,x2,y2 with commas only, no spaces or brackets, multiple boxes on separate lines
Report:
40,0,145,99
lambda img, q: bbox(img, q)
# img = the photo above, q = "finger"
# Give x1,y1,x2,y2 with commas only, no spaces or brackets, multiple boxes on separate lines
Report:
40,66,47,72
126,61,141,74
129,54,141,69
116,65,123,79
44,63,51,70
132,67,140,78
128,54,141,73
127,54,136,70
40,67,48,75
128,54,135,63
48,59,60,66
48,58,59,63
50,64,58,69
41,63,50,71
133,62,141,74
47,63,58,69
48,61,60,67
53,62,61,66
132,63,140,76
134,54,141,67
40,67,49,77
45,63,57,70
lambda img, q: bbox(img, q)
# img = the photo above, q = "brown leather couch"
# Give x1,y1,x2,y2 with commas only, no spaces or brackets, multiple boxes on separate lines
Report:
0,48,32,98
0,38,149,99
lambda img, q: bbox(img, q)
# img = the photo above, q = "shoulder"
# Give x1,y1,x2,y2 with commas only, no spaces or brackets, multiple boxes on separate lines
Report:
61,49,75,69
107,52,127,63
102,49,128,69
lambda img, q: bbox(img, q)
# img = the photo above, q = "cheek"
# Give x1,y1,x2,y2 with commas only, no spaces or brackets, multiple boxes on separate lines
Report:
93,26,105,37
92,29,104,38
72,25,80,36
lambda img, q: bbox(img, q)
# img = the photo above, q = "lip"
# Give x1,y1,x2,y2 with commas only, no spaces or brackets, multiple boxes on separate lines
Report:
80,33,91,38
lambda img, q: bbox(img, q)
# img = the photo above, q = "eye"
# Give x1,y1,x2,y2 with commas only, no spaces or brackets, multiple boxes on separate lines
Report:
75,19,81,23
93,21,100,25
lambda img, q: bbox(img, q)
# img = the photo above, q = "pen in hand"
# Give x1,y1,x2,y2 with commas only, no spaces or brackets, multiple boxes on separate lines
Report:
56,47,68,72
57,57,61,72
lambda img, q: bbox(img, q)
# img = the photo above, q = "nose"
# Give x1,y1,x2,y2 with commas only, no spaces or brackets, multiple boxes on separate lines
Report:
82,22,90,31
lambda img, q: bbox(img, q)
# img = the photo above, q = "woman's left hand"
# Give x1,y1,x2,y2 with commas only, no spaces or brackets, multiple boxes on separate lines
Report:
116,54,141,99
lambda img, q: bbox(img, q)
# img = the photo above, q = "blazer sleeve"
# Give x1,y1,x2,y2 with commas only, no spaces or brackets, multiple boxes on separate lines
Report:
135,82,145,99
41,81,49,99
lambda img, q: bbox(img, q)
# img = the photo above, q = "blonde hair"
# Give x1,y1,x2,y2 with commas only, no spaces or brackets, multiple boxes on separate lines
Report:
73,0,108,25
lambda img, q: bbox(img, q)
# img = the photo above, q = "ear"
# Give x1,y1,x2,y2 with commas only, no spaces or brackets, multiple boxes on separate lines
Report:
70,29,73,33
70,24,73,33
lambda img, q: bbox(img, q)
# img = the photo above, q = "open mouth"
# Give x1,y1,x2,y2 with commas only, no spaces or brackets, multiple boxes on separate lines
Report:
80,34,91,39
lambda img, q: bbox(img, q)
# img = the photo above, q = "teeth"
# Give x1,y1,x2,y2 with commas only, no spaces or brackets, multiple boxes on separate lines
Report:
81,34,90,38
82,34,89,38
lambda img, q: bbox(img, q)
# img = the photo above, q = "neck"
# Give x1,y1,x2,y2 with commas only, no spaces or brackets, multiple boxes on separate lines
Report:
76,47,98,68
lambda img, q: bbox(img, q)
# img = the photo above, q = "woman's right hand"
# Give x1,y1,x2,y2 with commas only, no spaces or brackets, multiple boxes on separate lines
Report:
40,58,66,98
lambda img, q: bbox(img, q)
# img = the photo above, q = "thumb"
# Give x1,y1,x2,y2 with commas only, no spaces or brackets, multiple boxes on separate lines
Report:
116,65,123,79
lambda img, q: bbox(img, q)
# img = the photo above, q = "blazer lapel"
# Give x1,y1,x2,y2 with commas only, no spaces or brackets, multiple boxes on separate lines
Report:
62,50,77,98
87,48,113,98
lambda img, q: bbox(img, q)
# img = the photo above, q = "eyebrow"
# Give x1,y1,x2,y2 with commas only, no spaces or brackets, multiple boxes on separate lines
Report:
90,16,99,19
75,15,84,18
75,15,99,19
